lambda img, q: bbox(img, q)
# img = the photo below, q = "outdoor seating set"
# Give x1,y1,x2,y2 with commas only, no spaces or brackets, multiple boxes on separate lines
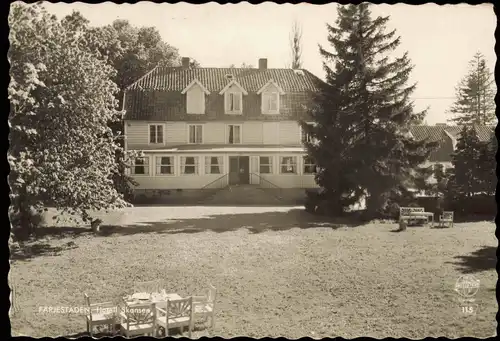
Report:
84,280,216,338
399,207,454,228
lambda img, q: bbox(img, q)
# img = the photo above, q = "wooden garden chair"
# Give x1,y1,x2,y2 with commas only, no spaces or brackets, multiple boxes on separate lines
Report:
83,293,116,337
439,211,454,228
156,297,194,337
119,301,157,338
133,280,162,294
193,283,217,329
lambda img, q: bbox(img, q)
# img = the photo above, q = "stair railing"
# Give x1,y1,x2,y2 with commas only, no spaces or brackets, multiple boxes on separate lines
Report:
201,173,229,190
249,173,283,200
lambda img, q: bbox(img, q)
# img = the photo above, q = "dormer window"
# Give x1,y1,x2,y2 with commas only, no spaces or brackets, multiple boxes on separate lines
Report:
181,79,210,115
262,92,278,112
257,79,285,115
219,79,247,115
227,92,241,112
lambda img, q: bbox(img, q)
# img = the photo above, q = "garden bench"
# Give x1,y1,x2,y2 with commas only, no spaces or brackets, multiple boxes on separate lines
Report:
399,207,434,226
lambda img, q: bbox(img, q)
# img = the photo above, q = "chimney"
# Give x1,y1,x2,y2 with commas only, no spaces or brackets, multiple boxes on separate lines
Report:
258,58,267,70
181,57,190,69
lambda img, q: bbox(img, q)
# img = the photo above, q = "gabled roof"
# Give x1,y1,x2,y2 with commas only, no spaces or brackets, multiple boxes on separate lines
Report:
409,125,494,143
218,79,248,95
181,79,210,95
257,79,286,95
126,67,321,93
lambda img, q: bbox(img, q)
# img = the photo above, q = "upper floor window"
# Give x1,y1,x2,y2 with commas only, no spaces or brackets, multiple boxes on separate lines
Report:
301,122,316,144
182,79,210,115
188,124,203,144
220,80,247,115
131,157,149,175
149,124,164,144
257,80,285,115
227,124,242,144
262,92,279,113
226,92,242,113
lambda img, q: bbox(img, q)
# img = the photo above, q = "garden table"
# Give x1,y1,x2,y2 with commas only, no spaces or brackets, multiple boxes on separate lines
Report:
123,292,182,309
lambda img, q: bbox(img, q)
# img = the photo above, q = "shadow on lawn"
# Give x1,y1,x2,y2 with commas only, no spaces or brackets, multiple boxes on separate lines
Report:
447,245,497,274
10,241,78,261
29,208,364,239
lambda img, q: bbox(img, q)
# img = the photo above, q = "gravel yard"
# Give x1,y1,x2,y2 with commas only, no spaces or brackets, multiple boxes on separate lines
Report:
9,206,497,338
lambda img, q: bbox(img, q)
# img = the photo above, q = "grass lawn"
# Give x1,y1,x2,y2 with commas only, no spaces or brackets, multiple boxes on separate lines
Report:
9,206,497,338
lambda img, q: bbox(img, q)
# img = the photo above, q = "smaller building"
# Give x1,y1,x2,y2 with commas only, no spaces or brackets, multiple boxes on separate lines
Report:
409,123,495,185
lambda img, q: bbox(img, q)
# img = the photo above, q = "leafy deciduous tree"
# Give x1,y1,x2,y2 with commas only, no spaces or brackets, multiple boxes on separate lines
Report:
8,3,133,237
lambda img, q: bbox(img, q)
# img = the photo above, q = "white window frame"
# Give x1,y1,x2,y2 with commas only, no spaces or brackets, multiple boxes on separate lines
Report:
259,156,273,174
182,79,210,115
219,80,247,115
257,80,284,115
300,122,314,144
226,124,242,144
131,156,150,176
279,156,298,175
155,156,175,176
180,156,199,175
187,124,203,144
186,88,205,115
148,124,165,145
261,92,279,114
204,156,223,174
225,91,243,115
303,155,316,174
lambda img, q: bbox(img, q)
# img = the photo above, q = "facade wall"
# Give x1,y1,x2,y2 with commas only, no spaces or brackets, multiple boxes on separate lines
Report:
130,152,319,190
125,120,304,149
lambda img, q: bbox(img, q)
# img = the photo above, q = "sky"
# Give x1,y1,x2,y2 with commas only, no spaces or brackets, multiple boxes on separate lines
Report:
39,2,496,125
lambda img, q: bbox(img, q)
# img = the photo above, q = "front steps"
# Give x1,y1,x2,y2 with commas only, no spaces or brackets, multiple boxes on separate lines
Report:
199,184,287,206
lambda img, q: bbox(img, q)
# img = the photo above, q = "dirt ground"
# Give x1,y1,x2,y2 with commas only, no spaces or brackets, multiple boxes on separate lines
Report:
9,206,497,338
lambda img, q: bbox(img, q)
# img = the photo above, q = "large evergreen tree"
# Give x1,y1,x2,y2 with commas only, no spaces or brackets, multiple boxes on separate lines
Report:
449,126,484,198
302,4,434,216
448,52,496,125
476,130,497,196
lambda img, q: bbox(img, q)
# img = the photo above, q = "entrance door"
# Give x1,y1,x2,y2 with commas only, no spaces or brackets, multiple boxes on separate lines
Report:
229,156,239,185
228,156,250,185
238,156,250,184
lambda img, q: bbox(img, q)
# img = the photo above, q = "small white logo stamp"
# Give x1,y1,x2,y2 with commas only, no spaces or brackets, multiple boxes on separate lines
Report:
455,275,480,298
455,274,480,316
